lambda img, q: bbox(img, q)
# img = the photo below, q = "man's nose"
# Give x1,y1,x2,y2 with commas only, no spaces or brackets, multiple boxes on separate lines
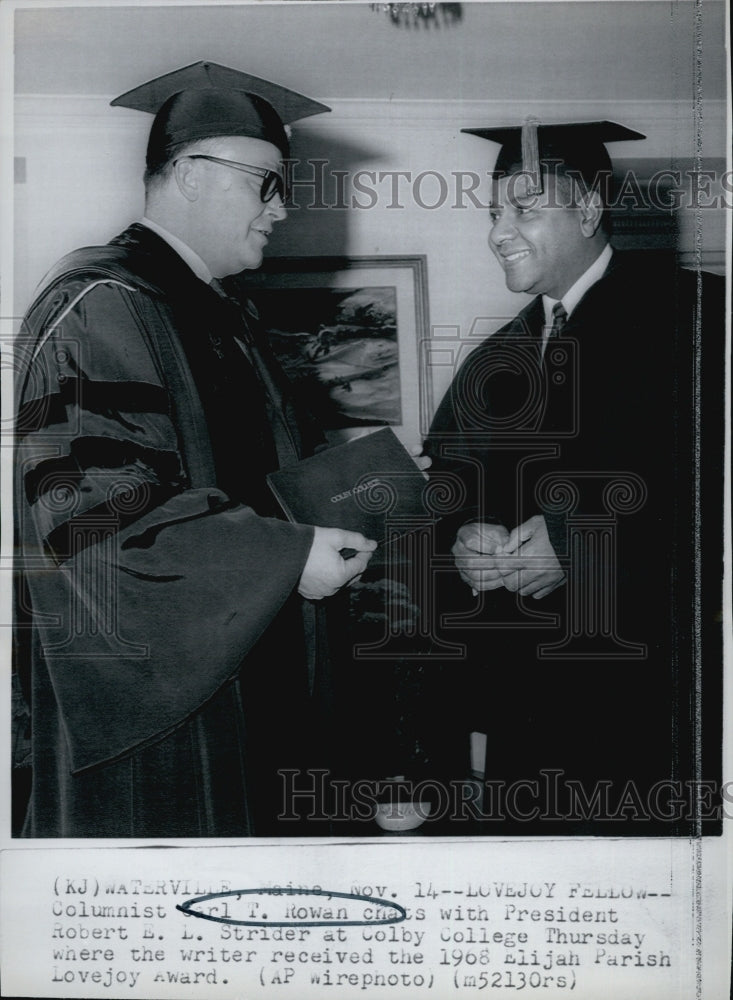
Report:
490,217,516,246
266,194,287,221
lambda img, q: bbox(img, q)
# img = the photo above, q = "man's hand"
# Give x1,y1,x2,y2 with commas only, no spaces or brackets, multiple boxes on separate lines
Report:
494,514,565,599
452,522,510,592
409,444,432,476
298,527,377,600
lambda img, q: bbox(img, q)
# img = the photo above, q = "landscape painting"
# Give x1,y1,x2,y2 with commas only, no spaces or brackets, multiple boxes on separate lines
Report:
239,255,430,446
254,284,402,429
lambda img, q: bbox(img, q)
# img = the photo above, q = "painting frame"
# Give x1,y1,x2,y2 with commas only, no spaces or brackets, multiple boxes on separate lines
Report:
241,255,432,448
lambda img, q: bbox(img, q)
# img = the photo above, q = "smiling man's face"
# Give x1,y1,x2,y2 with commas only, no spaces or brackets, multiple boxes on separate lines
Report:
488,171,593,300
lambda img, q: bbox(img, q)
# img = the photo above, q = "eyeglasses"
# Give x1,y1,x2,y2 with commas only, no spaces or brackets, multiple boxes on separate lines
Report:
181,154,286,203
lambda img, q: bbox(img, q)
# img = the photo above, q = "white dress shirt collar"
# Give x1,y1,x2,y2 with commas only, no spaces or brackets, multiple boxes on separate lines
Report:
139,217,214,286
542,242,613,327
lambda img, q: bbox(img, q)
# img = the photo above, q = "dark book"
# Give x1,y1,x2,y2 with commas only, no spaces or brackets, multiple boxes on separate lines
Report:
267,428,431,543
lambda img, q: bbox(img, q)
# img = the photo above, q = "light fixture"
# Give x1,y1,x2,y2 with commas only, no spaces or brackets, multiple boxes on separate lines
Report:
370,3,463,28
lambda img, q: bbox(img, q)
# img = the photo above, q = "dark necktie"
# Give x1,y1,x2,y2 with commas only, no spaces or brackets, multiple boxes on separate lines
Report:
541,301,567,364
209,278,253,361
549,301,568,339
208,277,301,468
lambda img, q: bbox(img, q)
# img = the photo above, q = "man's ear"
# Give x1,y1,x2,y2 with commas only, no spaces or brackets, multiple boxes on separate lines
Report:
173,157,200,202
578,188,604,237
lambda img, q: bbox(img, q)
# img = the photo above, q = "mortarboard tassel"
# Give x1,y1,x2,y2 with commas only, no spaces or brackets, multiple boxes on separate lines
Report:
521,116,543,195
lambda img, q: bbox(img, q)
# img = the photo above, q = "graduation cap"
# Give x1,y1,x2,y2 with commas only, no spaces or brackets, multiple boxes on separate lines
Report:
111,61,331,171
462,118,645,196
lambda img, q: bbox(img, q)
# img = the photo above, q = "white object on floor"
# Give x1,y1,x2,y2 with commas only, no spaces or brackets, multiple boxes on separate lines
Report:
470,731,487,777
374,775,431,831
374,800,432,832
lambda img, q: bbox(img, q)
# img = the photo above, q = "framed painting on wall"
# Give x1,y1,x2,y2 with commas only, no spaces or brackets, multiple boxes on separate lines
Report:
237,255,432,448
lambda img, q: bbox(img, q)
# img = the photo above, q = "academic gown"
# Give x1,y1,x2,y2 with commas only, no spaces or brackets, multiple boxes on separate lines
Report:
424,251,724,834
15,224,333,838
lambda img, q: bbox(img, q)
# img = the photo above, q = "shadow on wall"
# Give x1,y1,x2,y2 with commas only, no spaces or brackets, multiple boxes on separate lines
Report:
266,130,394,258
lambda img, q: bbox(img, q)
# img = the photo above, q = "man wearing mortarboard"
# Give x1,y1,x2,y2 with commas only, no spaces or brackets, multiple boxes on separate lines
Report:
14,62,378,838
424,120,724,833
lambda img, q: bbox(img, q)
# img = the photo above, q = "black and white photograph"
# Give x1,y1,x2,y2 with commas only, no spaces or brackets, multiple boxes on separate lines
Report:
1,1,730,997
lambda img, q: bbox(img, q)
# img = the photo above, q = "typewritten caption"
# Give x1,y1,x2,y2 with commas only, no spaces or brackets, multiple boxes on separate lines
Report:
0,840,727,999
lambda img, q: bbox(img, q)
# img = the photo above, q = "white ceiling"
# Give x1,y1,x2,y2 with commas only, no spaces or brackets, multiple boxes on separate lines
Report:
14,1,727,104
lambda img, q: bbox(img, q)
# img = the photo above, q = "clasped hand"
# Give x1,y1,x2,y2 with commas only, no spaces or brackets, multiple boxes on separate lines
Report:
298,526,377,600
453,515,565,600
